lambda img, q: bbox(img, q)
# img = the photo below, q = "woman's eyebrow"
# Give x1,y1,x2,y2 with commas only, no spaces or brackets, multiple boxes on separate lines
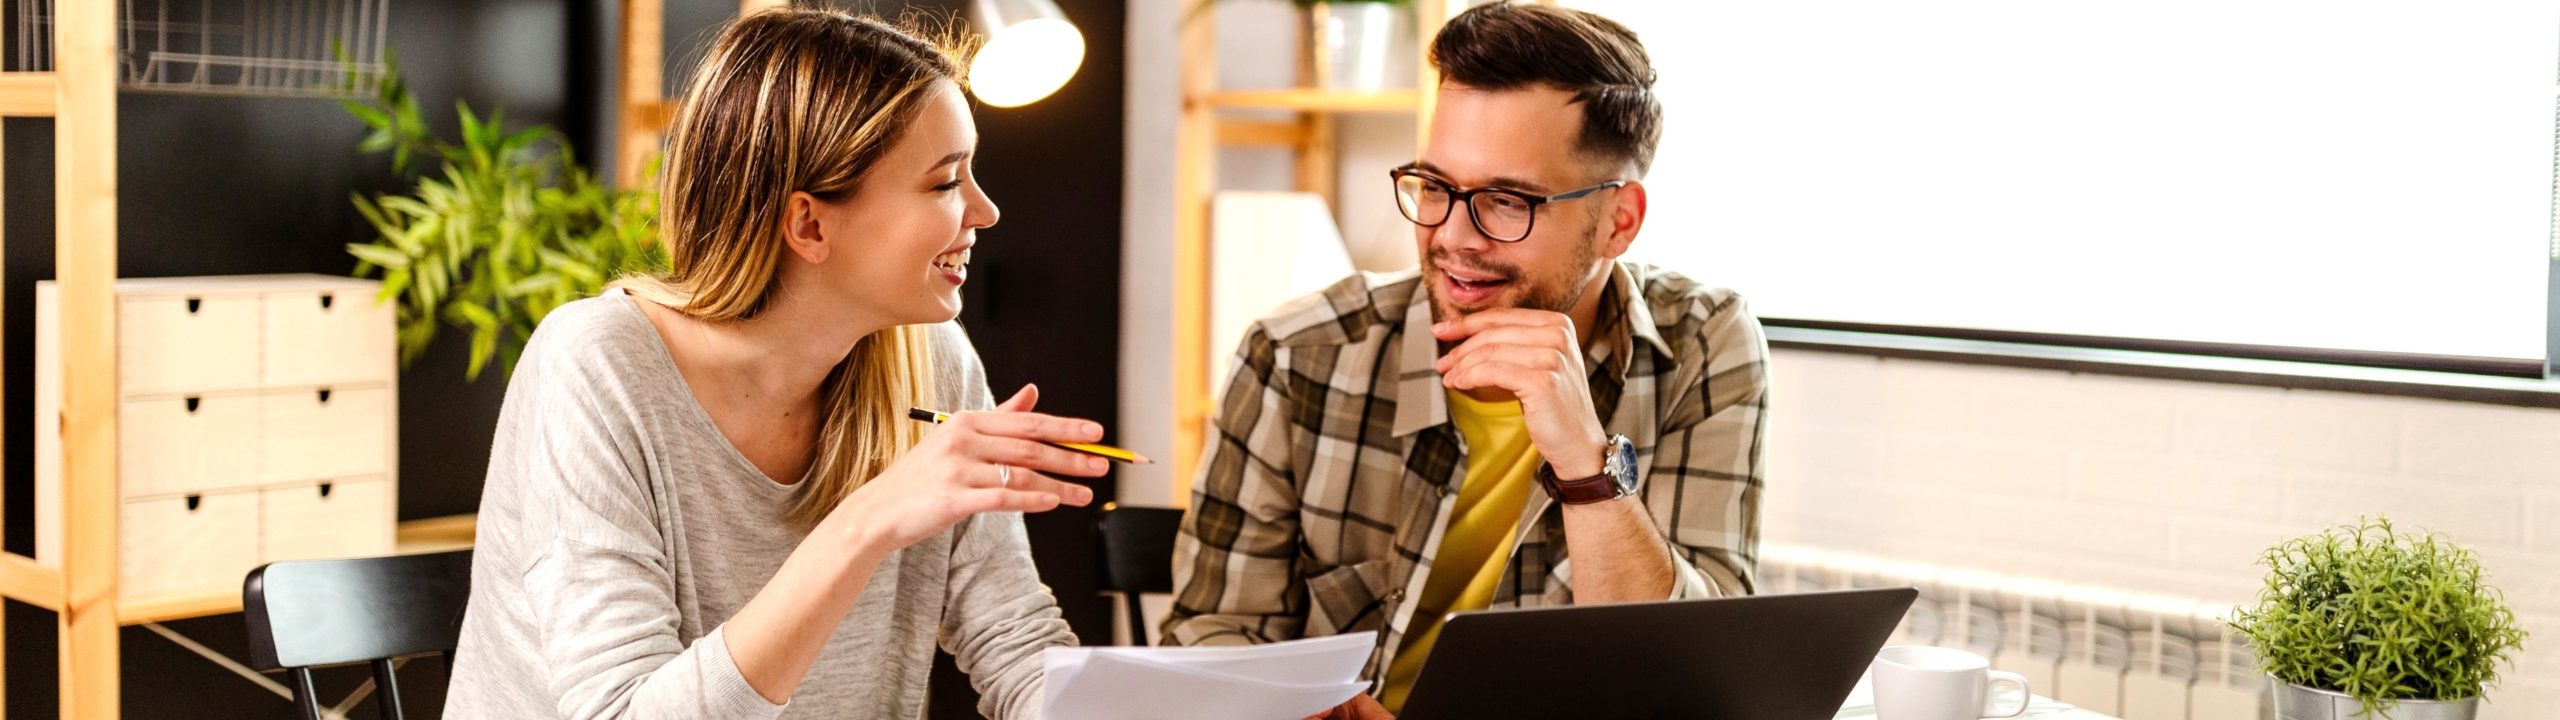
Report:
927,150,971,172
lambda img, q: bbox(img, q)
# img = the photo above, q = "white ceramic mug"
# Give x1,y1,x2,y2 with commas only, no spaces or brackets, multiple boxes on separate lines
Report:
1872,645,2031,720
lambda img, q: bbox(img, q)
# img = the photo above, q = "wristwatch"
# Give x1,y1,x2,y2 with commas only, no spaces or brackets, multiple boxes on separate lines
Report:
1537,435,1637,505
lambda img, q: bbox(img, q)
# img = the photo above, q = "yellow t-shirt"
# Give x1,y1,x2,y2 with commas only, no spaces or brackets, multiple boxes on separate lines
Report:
1378,390,1544,712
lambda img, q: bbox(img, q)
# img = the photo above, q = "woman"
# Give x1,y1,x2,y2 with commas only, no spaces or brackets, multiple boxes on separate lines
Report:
447,8,1101,718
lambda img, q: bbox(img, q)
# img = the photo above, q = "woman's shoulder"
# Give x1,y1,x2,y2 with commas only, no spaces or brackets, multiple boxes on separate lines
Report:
515,290,678,395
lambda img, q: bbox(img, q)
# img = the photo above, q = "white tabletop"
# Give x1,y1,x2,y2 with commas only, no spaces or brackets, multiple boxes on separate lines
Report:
1834,673,2121,719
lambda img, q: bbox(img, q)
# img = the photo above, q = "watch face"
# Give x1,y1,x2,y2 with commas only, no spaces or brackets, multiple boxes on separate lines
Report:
1608,436,1639,493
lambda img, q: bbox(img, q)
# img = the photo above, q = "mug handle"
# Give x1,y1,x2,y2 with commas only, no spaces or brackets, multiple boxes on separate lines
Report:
1981,670,2031,718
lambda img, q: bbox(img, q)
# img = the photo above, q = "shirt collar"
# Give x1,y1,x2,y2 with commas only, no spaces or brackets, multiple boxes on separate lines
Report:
1392,293,1447,437
1610,262,1678,370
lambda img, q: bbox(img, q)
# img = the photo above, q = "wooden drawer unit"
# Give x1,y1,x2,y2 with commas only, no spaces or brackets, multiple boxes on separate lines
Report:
36,275,401,602
118,292,262,396
259,387,391,482
119,490,260,599
263,286,397,387
119,393,261,497
260,478,394,564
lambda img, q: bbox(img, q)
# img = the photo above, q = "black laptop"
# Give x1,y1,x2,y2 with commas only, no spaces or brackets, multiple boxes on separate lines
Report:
1398,587,1918,720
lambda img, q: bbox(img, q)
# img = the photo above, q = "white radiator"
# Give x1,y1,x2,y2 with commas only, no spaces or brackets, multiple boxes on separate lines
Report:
1763,544,2271,720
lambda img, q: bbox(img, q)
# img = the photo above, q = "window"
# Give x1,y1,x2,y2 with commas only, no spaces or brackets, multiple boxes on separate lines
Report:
1568,1,2556,364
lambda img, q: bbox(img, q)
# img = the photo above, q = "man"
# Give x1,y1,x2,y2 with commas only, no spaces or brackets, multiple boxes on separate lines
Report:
1162,2,1767,717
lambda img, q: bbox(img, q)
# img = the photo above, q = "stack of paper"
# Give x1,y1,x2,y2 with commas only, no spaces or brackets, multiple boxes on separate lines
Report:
1041,632,1376,720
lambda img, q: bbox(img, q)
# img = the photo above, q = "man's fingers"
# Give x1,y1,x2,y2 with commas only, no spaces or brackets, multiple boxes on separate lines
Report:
1436,336,1573,375
1433,326,1580,373
1442,358,1543,394
1430,308,1571,340
1443,344,1568,378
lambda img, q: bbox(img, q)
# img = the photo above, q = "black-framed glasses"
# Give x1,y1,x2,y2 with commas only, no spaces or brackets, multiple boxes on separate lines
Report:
1389,165,1627,243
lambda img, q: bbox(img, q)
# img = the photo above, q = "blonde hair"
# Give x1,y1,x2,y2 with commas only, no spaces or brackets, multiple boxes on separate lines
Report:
621,7,975,528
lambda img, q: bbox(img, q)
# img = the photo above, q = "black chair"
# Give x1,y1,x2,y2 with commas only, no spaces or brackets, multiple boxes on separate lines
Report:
1095,504,1185,646
244,550,473,720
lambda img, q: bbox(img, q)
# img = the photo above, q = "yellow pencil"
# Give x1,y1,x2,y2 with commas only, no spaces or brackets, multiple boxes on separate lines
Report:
907,408,1155,464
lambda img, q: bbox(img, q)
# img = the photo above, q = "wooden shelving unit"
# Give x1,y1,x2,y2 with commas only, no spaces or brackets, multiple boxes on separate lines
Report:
1205,89,1424,113
1168,2,1451,493
0,0,730,714
0,3,127,715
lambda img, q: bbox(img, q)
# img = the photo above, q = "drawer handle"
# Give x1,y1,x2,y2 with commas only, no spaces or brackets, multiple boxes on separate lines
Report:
316,388,332,404
184,297,202,314
318,482,334,499
318,293,335,310
184,494,202,512
183,396,200,414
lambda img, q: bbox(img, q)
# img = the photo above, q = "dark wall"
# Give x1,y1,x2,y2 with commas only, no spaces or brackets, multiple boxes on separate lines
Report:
1,0,1123,716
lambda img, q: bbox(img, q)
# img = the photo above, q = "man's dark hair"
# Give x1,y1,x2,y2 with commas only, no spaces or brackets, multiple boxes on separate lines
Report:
1430,1,1662,176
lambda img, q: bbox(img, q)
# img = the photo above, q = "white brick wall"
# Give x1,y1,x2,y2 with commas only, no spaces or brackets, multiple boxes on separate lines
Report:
1766,349,2560,719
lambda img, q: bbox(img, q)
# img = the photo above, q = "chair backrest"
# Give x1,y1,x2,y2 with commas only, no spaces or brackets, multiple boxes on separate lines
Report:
243,549,472,719
1095,504,1185,645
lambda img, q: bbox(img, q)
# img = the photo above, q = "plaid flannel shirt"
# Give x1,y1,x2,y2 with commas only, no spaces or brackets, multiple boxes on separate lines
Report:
1163,261,1769,681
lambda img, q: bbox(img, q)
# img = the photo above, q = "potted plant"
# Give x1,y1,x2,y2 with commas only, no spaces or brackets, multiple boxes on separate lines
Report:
1196,0,1416,91
2229,516,2527,719
338,55,665,380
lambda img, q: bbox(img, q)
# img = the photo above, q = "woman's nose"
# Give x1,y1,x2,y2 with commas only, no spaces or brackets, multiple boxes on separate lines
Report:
969,183,1001,230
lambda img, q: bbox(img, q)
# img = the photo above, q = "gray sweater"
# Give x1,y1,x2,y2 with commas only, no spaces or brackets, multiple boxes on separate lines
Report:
447,291,1074,719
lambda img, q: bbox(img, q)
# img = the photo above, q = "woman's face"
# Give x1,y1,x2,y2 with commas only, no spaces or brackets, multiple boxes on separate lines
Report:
795,80,998,328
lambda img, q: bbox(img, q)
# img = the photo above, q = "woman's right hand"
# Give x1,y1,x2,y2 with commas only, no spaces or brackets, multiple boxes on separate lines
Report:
830,383,1104,554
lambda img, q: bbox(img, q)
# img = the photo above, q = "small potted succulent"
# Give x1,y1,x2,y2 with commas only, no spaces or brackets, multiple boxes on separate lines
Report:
2229,516,2527,719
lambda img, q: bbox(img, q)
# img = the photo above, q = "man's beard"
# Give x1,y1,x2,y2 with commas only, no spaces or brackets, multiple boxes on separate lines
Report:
1424,222,1602,325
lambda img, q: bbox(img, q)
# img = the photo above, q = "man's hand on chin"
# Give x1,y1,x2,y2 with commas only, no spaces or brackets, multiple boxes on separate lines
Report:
1303,694,1394,720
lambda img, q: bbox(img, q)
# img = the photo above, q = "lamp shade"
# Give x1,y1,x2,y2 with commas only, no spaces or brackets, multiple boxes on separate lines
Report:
968,0,1084,107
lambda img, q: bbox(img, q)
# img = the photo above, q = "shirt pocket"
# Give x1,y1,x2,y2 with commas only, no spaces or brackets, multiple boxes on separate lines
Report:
1304,559,1393,637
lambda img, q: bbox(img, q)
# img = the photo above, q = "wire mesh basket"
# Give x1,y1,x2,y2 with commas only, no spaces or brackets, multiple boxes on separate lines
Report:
11,0,390,98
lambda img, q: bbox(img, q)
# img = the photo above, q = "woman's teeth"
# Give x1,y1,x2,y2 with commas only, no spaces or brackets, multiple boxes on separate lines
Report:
933,249,971,273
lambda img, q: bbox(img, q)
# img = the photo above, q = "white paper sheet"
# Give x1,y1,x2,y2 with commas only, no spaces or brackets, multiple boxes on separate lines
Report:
1042,632,1376,720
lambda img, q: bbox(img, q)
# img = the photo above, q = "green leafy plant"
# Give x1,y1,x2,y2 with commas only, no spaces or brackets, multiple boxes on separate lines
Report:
2229,516,2527,717
340,54,664,379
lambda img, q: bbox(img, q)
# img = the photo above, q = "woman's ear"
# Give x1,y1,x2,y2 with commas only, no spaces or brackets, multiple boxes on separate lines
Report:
782,191,831,264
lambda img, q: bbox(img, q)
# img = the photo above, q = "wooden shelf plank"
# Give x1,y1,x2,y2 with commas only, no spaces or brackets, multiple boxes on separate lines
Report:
0,72,55,117
1205,89,1421,113
0,553,63,612
1216,118,1308,147
116,591,238,626
395,512,478,555
110,513,478,625
626,100,674,133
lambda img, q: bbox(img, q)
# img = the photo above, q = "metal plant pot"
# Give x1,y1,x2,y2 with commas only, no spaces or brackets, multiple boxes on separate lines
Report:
1303,2,1411,91
2274,682,2478,720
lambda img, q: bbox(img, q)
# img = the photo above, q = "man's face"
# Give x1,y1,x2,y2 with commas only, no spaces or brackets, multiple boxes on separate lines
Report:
1410,84,1621,324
